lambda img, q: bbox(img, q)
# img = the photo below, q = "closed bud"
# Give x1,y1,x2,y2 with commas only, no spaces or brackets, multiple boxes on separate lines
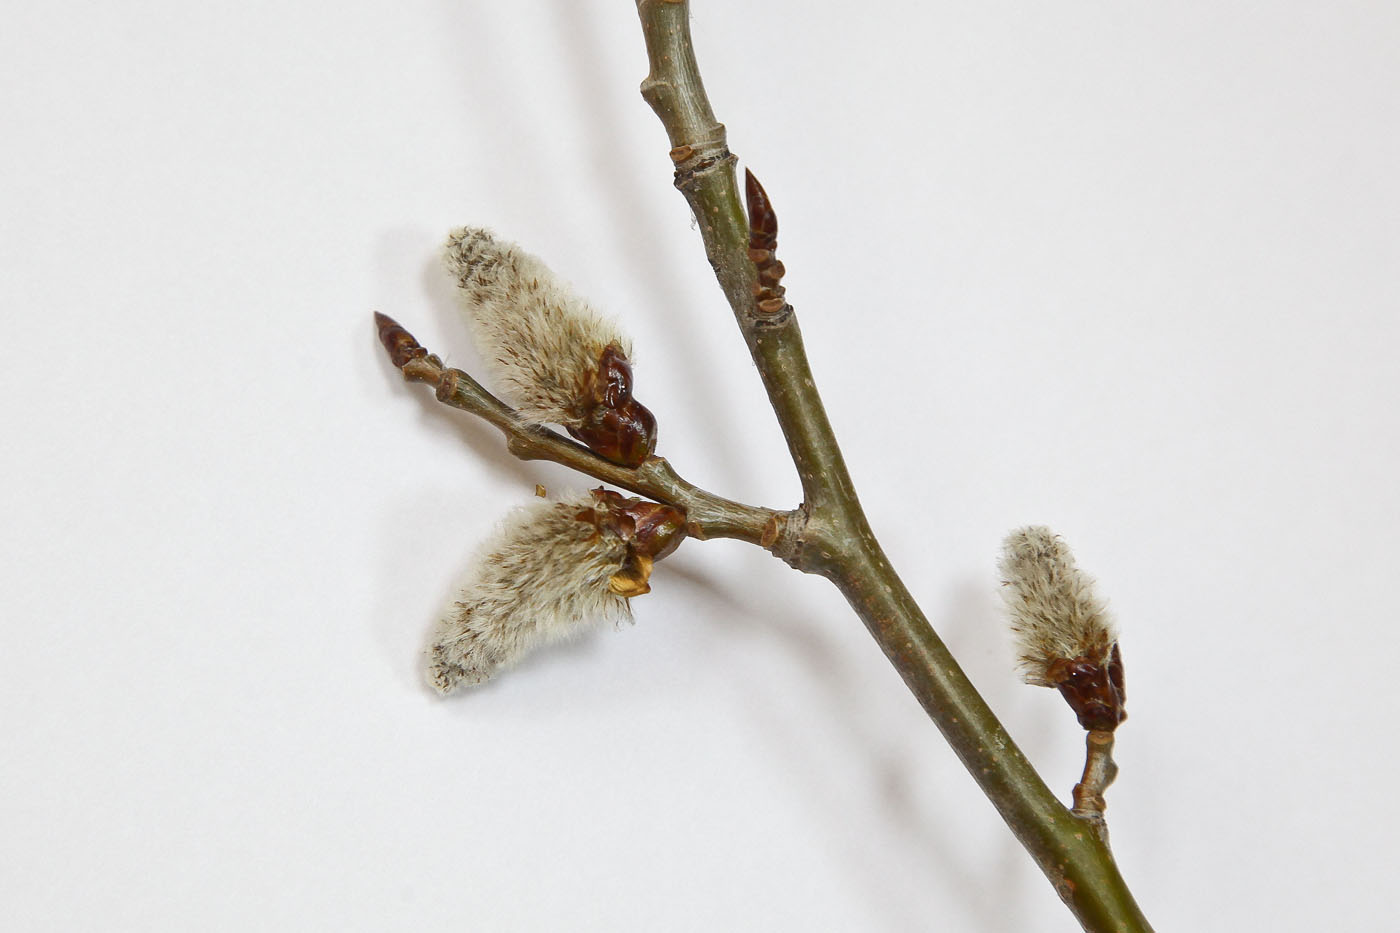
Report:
428,490,686,694
443,227,657,466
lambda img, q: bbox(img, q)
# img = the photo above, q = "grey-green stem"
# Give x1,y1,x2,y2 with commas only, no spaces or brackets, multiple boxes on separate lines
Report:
1072,730,1120,845
633,2,1152,930
378,314,786,546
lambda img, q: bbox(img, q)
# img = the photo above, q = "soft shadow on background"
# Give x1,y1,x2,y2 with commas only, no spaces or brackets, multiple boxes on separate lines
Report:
3,1,1398,931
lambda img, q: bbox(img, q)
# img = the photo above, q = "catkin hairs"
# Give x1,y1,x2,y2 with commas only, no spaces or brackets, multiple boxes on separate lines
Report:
428,489,687,693
998,526,1116,686
443,228,657,466
428,492,633,693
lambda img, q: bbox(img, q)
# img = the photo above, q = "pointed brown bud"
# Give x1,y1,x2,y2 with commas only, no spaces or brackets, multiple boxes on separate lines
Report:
374,312,427,368
744,168,779,252
374,313,444,383
743,169,790,317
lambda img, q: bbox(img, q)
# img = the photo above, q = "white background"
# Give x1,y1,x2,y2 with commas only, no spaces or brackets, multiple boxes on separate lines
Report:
3,1,1397,930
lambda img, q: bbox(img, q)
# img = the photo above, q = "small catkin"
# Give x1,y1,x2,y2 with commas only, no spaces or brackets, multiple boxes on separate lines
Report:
428,493,633,694
443,227,631,427
998,526,1116,687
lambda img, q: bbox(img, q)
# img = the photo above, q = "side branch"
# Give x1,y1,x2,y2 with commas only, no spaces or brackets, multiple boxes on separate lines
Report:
374,313,787,547
1071,730,1119,843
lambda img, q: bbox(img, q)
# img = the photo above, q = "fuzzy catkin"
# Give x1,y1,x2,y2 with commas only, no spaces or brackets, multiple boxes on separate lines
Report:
443,227,630,427
427,493,633,694
998,527,1116,686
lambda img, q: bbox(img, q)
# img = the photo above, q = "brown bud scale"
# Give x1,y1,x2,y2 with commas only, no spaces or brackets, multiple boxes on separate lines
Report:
744,169,779,252
1048,643,1127,732
578,488,688,597
374,312,427,369
744,169,791,319
565,345,657,467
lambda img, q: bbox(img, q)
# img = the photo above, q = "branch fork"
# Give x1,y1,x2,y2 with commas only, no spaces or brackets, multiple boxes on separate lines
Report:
375,4,1153,929
627,3,1151,930
374,312,786,549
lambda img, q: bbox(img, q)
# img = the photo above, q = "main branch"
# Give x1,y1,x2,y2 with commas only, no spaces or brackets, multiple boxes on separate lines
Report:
633,3,1152,930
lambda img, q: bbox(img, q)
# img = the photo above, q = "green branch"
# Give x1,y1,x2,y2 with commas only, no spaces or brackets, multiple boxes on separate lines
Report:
632,2,1153,930
374,312,785,546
